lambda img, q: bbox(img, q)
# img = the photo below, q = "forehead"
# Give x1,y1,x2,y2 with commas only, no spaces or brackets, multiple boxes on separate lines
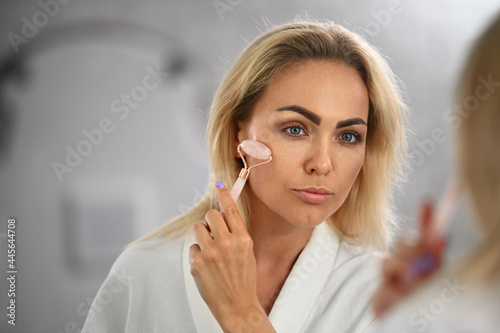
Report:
251,60,369,123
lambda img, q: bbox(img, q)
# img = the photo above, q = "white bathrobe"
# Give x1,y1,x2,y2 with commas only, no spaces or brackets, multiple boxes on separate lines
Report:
82,222,383,333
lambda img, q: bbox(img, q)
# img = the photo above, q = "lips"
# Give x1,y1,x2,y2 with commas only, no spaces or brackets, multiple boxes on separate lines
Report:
293,187,333,204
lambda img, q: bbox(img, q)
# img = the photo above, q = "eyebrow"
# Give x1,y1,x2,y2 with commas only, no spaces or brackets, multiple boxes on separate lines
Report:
275,105,321,125
275,105,367,128
335,118,367,128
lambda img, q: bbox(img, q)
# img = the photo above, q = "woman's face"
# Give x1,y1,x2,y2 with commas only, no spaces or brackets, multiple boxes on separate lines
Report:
237,60,369,229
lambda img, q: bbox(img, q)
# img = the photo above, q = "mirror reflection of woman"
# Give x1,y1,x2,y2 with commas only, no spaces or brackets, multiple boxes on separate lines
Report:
82,21,409,333
372,13,500,333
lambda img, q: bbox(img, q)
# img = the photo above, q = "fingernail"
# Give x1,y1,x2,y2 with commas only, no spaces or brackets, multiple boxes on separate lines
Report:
215,180,224,188
409,252,436,278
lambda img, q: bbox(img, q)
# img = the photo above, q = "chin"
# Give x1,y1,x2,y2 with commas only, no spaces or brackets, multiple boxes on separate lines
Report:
288,202,338,225
286,212,330,228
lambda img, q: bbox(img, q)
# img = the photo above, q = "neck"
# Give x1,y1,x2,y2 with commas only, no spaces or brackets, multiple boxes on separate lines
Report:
247,200,315,269
246,193,319,315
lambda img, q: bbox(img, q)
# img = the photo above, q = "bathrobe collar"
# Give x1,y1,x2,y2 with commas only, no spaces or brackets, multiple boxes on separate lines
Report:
182,221,339,332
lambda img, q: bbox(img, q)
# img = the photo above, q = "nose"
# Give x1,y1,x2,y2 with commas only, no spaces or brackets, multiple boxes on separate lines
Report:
305,138,333,175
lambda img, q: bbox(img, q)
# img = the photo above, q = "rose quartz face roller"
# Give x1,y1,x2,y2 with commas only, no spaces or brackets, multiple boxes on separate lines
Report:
230,140,272,202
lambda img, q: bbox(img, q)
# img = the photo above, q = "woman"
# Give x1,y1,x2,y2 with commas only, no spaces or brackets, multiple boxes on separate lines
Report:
372,13,500,332
82,21,409,332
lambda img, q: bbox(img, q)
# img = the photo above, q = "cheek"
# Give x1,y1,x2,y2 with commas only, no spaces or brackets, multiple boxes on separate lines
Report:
246,156,285,186
245,164,282,209
244,144,295,189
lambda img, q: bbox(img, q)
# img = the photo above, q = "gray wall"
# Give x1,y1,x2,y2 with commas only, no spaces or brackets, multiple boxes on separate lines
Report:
0,0,499,331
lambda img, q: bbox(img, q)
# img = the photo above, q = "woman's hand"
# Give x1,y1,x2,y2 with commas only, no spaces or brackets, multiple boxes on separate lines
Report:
372,201,447,317
189,182,276,333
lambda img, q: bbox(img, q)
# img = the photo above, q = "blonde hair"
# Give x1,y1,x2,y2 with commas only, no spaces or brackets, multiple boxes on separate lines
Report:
456,14,500,282
135,21,409,251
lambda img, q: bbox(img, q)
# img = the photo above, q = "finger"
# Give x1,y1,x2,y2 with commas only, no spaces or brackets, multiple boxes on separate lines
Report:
432,235,447,259
392,239,423,262
429,236,447,267
188,243,202,276
205,209,230,238
214,182,246,234
419,200,434,247
192,222,213,249
382,256,412,289
408,252,439,278
391,239,437,280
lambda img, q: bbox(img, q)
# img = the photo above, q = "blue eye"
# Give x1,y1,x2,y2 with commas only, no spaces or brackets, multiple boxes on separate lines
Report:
286,126,305,136
341,133,354,142
339,132,360,143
